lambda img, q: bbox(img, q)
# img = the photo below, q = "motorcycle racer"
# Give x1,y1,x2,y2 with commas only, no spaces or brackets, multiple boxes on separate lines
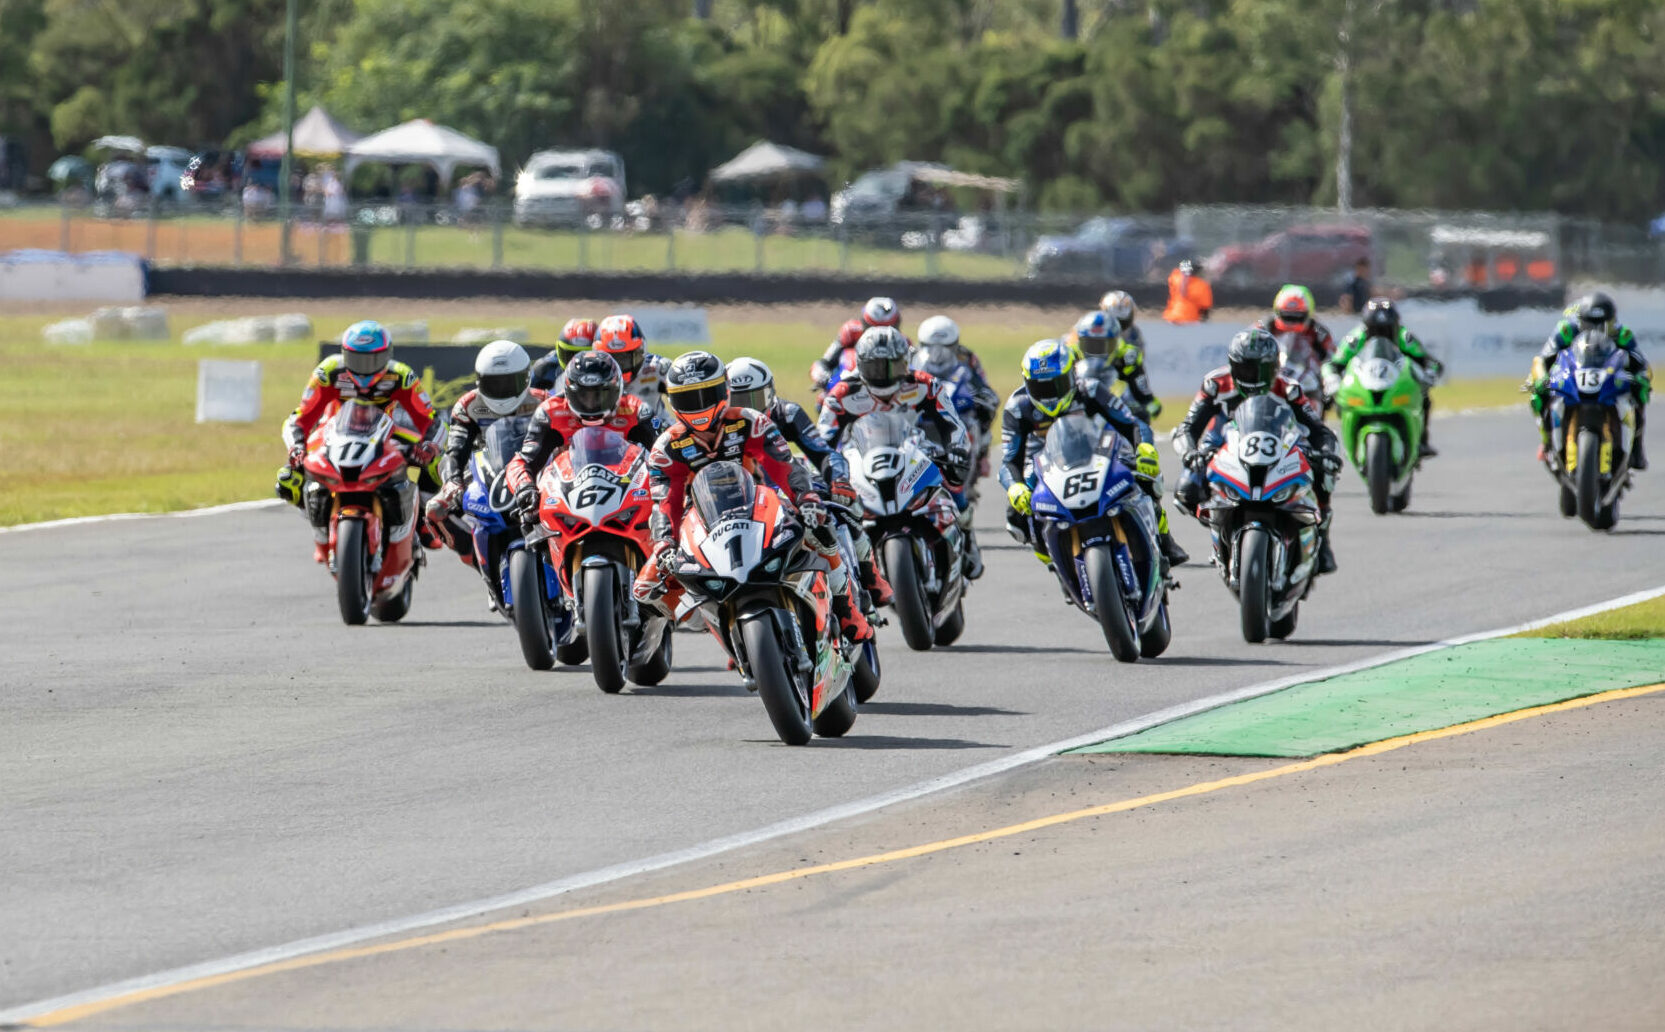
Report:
528,318,598,392
1000,339,1189,572
1066,309,1161,421
1327,298,1444,458
818,326,984,579
277,320,440,564
1529,291,1650,470
1174,328,1342,574
503,351,659,513
633,351,872,643
1100,289,1145,353
728,357,894,607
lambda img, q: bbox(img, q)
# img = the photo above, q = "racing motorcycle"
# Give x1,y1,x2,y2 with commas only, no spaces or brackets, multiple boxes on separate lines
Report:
303,398,422,625
461,417,573,646
1029,414,1172,662
669,462,868,745
1541,333,1638,530
1332,335,1429,514
842,411,968,652
521,427,672,690
1276,330,1329,416
911,342,990,494
1201,395,1321,643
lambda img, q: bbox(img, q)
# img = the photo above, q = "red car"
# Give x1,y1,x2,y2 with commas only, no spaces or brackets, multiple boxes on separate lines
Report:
1206,223,1372,287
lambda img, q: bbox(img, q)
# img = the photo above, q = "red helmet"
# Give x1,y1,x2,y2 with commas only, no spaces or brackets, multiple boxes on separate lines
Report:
836,318,865,351
861,296,901,329
556,318,598,361
594,314,645,380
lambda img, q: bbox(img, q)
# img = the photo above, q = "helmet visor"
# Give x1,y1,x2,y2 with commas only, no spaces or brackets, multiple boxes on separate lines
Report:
478,369,529,404
1077,334,1110,357
669,379,728,417
344,348,389,379
1026,374,1074,412
857,353,909,391
567,379,621,420
1232,359,1272,394
604,347,644,379
728,383,770,412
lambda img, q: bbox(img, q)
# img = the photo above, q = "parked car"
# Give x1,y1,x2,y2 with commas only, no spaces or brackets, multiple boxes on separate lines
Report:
1025,216,1193,282
513,149,625,227
144,146,193,201
1205,223,1372,287
180,149,243,204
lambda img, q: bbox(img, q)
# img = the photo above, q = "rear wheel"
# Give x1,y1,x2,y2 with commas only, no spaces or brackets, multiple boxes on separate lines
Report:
852,642,881,703
1576,428,1602,527
627,624,674,685
1139,598,1172,658
370,575,413,623
812,682,858,738
742,615,812,745
1365,432,1392,514
883,536,934,651
556,637,589,666
335,517,372,626
933,601,965,646
509,550,555,671
1239,526,1272,644
584,565,627,694
1085,544,1140,662
1558,483,1577,518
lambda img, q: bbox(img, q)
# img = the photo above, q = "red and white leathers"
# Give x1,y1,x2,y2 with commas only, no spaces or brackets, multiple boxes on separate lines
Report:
634,406,870,641
1253,315,1337,364
505,392,658,496
1171,366,1339,518
816,371,972,484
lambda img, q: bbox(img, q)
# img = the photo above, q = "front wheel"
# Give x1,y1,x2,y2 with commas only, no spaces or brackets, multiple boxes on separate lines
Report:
811,682,858,738
852,641,881,703
1239,526,1272,643
883,536,934,652
370,575,413,623
1576,428,1603,528
583,565,627,694
509,550,555,671
335,517,372,626
1085,544,1140,662
1365,432,1392,514
742,615,812,745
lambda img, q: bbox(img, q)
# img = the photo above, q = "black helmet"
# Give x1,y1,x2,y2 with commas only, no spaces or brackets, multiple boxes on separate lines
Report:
1361,297,1400,338
1228,328,1279,397
854,326,912,398
1575,292,1617,335
666,350,730,432
563,351,623,424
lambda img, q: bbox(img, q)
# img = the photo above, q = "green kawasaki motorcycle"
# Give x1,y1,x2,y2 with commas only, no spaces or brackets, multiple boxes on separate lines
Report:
1333,336,1427,514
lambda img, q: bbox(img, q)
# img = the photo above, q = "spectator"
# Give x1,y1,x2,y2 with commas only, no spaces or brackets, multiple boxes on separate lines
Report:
801,193,828,222
320,164,348,223
1342,257,1372,313
1163,259,1213,324
242,179,274,217
454,171,482,222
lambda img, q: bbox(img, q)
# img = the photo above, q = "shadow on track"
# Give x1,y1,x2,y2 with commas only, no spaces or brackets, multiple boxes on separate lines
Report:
1607,527,1665,536
860,701,1028,718
374,619,503,628
1151,655,1293,667
1396,510,1541,520
817,735,1006,751
945,643,1101,655
1295,638,1434,648
628,680,753,698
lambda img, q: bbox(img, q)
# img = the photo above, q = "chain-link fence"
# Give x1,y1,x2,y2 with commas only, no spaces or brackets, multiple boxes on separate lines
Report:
4,197,1662,288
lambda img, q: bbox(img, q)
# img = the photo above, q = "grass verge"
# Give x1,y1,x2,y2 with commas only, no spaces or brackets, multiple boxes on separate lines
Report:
1516,594,1665,640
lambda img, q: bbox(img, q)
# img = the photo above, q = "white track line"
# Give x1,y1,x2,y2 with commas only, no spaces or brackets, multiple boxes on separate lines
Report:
0,498,280,535
3,579,1661,1026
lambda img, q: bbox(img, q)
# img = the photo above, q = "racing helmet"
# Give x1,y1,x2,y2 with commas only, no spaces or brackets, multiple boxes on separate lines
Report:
917,315,961,350
340,320,392,389
1021,339,1077,418
666,351,730,432
835,318,866,351
1073,310,1115,358
555,318,599,363
473,340,532,416
861,296,901,329
1574,292,1617,336
1272,284,1315,331
1361,297,1401,339
1101,289,1136,329
854,326,912,399
594,314,646,381
726,357,775,413
1228,329,1280,397
563,351,623,425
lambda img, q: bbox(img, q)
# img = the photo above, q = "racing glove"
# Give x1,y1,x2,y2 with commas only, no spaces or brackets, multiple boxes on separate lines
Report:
410,439,440,466
275,465,304,506
1144,398,1163,419
514,484,538,516
1006,483,1032,515
798,493,827,529
1183,448,1209,472
425,482,463,523
1134,442,1162,481
287,443,307,469
829,478,858,505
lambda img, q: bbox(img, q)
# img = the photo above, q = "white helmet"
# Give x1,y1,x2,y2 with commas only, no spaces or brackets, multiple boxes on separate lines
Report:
726,357,775,412
474,340,531,416
1100,290,1136,327
917,315,960,349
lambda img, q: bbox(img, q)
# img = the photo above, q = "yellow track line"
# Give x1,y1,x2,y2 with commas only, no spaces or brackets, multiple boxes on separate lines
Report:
27,681,1665,1027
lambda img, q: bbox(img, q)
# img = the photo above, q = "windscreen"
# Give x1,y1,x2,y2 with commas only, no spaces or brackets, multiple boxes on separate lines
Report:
335,400,386,435
691,462,757,526
1233,395,1296,439
847,410,917,453
534,160,586,180
568,426,631,470
1358,336,1399,362
481,416,531,468
1573,333,1617,368
1042,412,1104,469
916,343,960,378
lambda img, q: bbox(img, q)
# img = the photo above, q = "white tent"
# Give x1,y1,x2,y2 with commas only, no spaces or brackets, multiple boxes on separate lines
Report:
344,119,501,188
246,106,363,159
709,140,826,184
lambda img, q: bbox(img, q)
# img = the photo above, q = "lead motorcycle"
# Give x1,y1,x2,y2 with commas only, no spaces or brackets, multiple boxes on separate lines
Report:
842,410,968,651
1201,395,1322,643
520,426,672,691
303,398,422,625
669,462,868,745
1541,331,1638,530
1029,414,1172,662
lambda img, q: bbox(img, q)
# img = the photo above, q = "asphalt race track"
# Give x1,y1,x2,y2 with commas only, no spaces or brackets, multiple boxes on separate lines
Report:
4,410,1664,1020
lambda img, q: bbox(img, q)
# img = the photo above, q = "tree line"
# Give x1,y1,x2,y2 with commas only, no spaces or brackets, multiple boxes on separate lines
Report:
2,0,1663,221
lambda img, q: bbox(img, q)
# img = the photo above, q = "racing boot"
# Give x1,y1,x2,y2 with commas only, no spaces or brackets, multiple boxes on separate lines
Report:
1156,505,1189,568
311,526,330,565
861,557,894,607
833,588,874,643
1317,511,1338,575
1418,397,1439,458
961,525,985,580
1630,407,1648,470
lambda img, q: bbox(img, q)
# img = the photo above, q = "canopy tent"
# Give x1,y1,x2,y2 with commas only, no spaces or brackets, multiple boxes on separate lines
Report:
907,166,1019,194
90,135,145,155
246,106,363,159
709,140,826,185
344,119,500,188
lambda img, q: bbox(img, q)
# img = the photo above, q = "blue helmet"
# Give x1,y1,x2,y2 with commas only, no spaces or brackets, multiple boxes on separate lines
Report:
340,320,392,388
1022,339,1077,418
1073,310,1114,357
